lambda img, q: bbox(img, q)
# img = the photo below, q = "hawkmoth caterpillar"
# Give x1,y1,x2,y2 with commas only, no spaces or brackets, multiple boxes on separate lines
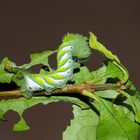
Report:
22,33,91,98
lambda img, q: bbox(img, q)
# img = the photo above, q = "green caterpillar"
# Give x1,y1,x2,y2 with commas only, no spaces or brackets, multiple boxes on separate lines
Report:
22,33,91,98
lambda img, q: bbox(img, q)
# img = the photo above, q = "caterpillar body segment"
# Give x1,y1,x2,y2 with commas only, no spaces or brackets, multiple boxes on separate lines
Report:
22,33,91,98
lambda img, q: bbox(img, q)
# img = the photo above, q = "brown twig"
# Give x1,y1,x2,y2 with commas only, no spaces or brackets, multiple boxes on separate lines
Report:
0,89,22,97
0,82,127,98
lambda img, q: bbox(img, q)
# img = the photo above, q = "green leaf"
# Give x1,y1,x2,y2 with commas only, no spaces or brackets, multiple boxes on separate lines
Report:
94,97,140,140
91,65,107,84
13,117,30,131
124,91,140,123
63,105,99,140
89,32,120,63
74,61,126,85
126,80,136,91
94,90,119,99
89,32,129,83
12,71,24,87
73,66,94,84
0,96,88,131
0,109,5,120
2,57,16,68
20,50,56,69
92,61,126,83
105,61,124,81
0,57,16,83
121,81,140,123
73,65,110,84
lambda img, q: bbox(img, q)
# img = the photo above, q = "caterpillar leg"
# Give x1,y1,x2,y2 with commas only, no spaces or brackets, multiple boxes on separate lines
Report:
44,91,52,96
21,89,33,98
44,88,55,95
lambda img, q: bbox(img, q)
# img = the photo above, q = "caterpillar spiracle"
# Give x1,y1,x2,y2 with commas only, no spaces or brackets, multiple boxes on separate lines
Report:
22,33,91,98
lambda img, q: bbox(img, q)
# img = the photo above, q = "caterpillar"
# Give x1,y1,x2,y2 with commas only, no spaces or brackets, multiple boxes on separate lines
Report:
22,33,91,98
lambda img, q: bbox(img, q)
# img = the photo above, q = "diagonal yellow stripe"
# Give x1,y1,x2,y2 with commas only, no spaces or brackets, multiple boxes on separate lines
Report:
49,73,64,79
43,76,56,86
58,58,69,68
34,76,45,87
57,50,68,61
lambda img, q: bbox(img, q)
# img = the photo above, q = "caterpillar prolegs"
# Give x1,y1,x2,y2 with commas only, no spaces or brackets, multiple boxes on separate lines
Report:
22,34,91,98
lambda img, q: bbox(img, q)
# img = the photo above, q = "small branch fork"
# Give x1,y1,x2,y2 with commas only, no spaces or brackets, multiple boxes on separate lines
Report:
0,82,127,98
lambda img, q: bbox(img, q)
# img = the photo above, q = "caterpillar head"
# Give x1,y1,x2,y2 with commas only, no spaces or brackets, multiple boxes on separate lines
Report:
62,33,91,62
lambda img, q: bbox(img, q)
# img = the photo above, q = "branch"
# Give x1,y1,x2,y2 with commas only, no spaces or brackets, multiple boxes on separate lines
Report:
0,82,127,98
3,61,128,99
0,90,22,97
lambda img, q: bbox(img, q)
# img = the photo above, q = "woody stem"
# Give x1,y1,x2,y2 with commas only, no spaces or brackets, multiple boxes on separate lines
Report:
0,83,127,98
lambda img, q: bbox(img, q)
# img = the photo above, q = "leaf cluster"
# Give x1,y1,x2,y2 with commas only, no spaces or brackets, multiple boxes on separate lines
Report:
0,32,139,140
